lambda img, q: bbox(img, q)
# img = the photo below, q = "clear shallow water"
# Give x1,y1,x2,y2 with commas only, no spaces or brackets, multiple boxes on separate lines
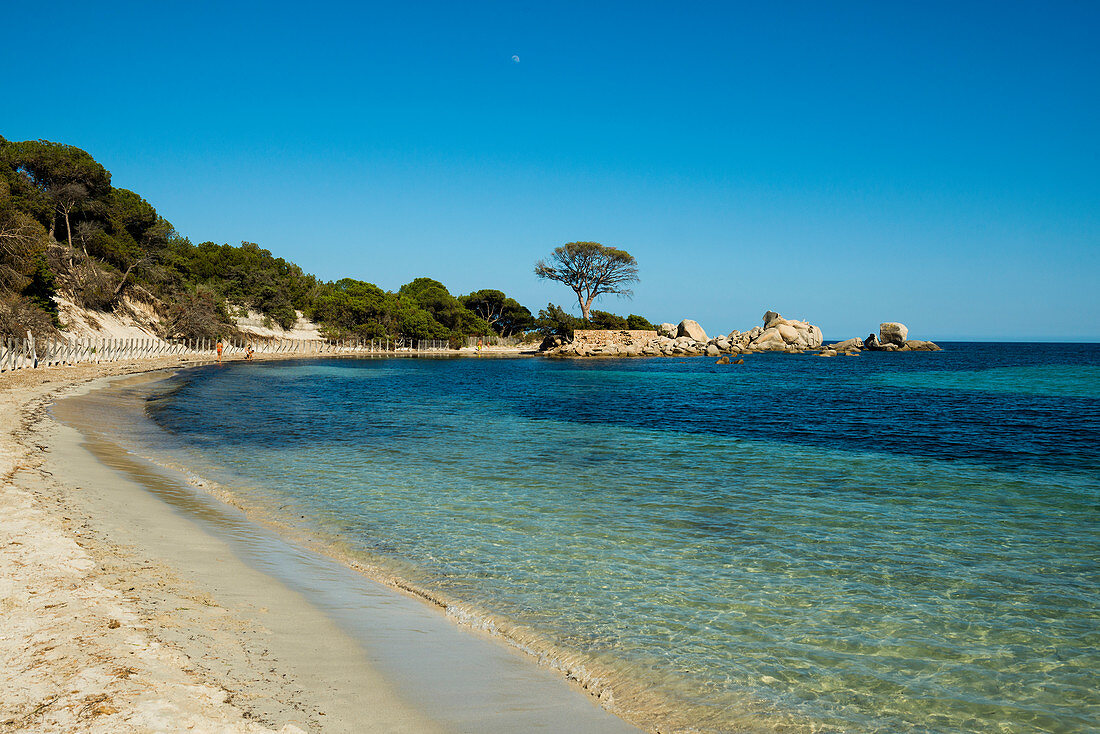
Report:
142,344,1099,732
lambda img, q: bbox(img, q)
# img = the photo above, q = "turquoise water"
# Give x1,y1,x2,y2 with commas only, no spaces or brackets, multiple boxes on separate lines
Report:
876,364,1100,399
142,345,1099,732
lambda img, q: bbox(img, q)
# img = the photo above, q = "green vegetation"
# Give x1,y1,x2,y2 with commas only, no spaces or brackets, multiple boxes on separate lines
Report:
458,289,534,336
535,304,656,340
309,277,503,341
0,135,653,342
535,303,582,340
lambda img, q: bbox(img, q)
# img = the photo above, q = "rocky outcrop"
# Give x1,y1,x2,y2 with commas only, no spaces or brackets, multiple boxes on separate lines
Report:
539,312,940,358
831,337,863,352
740,311,823,351
677,319,709,342
542,310,825,357
751,328,787,351
879,322,908,345
860,327,940,352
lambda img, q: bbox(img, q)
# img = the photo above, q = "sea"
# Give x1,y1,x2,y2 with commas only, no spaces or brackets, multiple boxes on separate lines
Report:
117,344,1100,732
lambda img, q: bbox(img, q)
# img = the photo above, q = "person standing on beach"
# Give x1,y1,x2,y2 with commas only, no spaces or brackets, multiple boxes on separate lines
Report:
216,338,224,363
477,337,484,355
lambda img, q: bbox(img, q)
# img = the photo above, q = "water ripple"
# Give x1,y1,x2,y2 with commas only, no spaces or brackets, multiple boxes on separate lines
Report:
143,344,1100,733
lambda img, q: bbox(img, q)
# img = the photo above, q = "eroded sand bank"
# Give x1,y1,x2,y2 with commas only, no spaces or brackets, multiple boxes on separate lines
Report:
0,358,637,733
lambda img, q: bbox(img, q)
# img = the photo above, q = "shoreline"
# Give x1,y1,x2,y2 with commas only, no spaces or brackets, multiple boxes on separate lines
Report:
0,358,638,733
61,368,705,733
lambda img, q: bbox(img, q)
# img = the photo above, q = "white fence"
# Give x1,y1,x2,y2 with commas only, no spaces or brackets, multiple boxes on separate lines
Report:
466,334,521,347
0,333,456,373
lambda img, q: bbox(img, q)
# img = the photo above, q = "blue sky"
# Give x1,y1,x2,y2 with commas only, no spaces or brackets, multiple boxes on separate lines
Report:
3,1,1097,340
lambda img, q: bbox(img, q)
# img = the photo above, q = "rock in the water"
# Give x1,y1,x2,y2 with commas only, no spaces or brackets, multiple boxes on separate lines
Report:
733,358,745,364
706,343,720,356
677,319,709,342
864,333,884,350
879,322,909,345
832,337,863,352
715,356,730,365
742,312,824,351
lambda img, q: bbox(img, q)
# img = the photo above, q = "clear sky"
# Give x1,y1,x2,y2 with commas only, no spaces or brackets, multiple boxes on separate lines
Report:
3,1,1097,340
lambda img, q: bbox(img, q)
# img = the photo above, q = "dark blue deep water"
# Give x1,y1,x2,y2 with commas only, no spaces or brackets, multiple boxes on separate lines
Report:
144,344,1100,732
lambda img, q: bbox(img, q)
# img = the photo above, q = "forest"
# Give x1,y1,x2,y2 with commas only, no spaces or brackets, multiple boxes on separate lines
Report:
0,136,653,342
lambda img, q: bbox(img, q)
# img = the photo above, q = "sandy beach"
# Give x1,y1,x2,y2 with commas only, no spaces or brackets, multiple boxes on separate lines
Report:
0,356,636,733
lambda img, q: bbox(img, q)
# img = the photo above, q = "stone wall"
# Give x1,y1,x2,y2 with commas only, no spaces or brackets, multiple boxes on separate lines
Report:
572,329,658,347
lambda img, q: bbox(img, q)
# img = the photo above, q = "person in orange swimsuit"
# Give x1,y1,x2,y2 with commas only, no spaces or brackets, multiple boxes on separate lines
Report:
216,339,224,362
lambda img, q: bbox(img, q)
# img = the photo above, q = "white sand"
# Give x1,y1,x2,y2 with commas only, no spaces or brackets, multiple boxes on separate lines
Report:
55,295,163,340
231,308,324,341
1,359,312,732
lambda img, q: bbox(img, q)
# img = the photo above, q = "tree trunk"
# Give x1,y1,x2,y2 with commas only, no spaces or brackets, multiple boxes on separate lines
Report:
114,259,140,296
582,293,595,321
63,206,73,252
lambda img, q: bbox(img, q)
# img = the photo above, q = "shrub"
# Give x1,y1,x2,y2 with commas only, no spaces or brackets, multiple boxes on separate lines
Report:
536,303,582,339
0,293,58,339
21,256,58,321
589,310,628,330
73,265,118,311
161,286,226,340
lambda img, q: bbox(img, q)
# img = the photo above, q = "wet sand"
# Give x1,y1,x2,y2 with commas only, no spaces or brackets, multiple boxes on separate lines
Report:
0,359,638,733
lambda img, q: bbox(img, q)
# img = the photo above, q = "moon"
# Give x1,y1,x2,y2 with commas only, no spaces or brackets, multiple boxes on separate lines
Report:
511,55,520,63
